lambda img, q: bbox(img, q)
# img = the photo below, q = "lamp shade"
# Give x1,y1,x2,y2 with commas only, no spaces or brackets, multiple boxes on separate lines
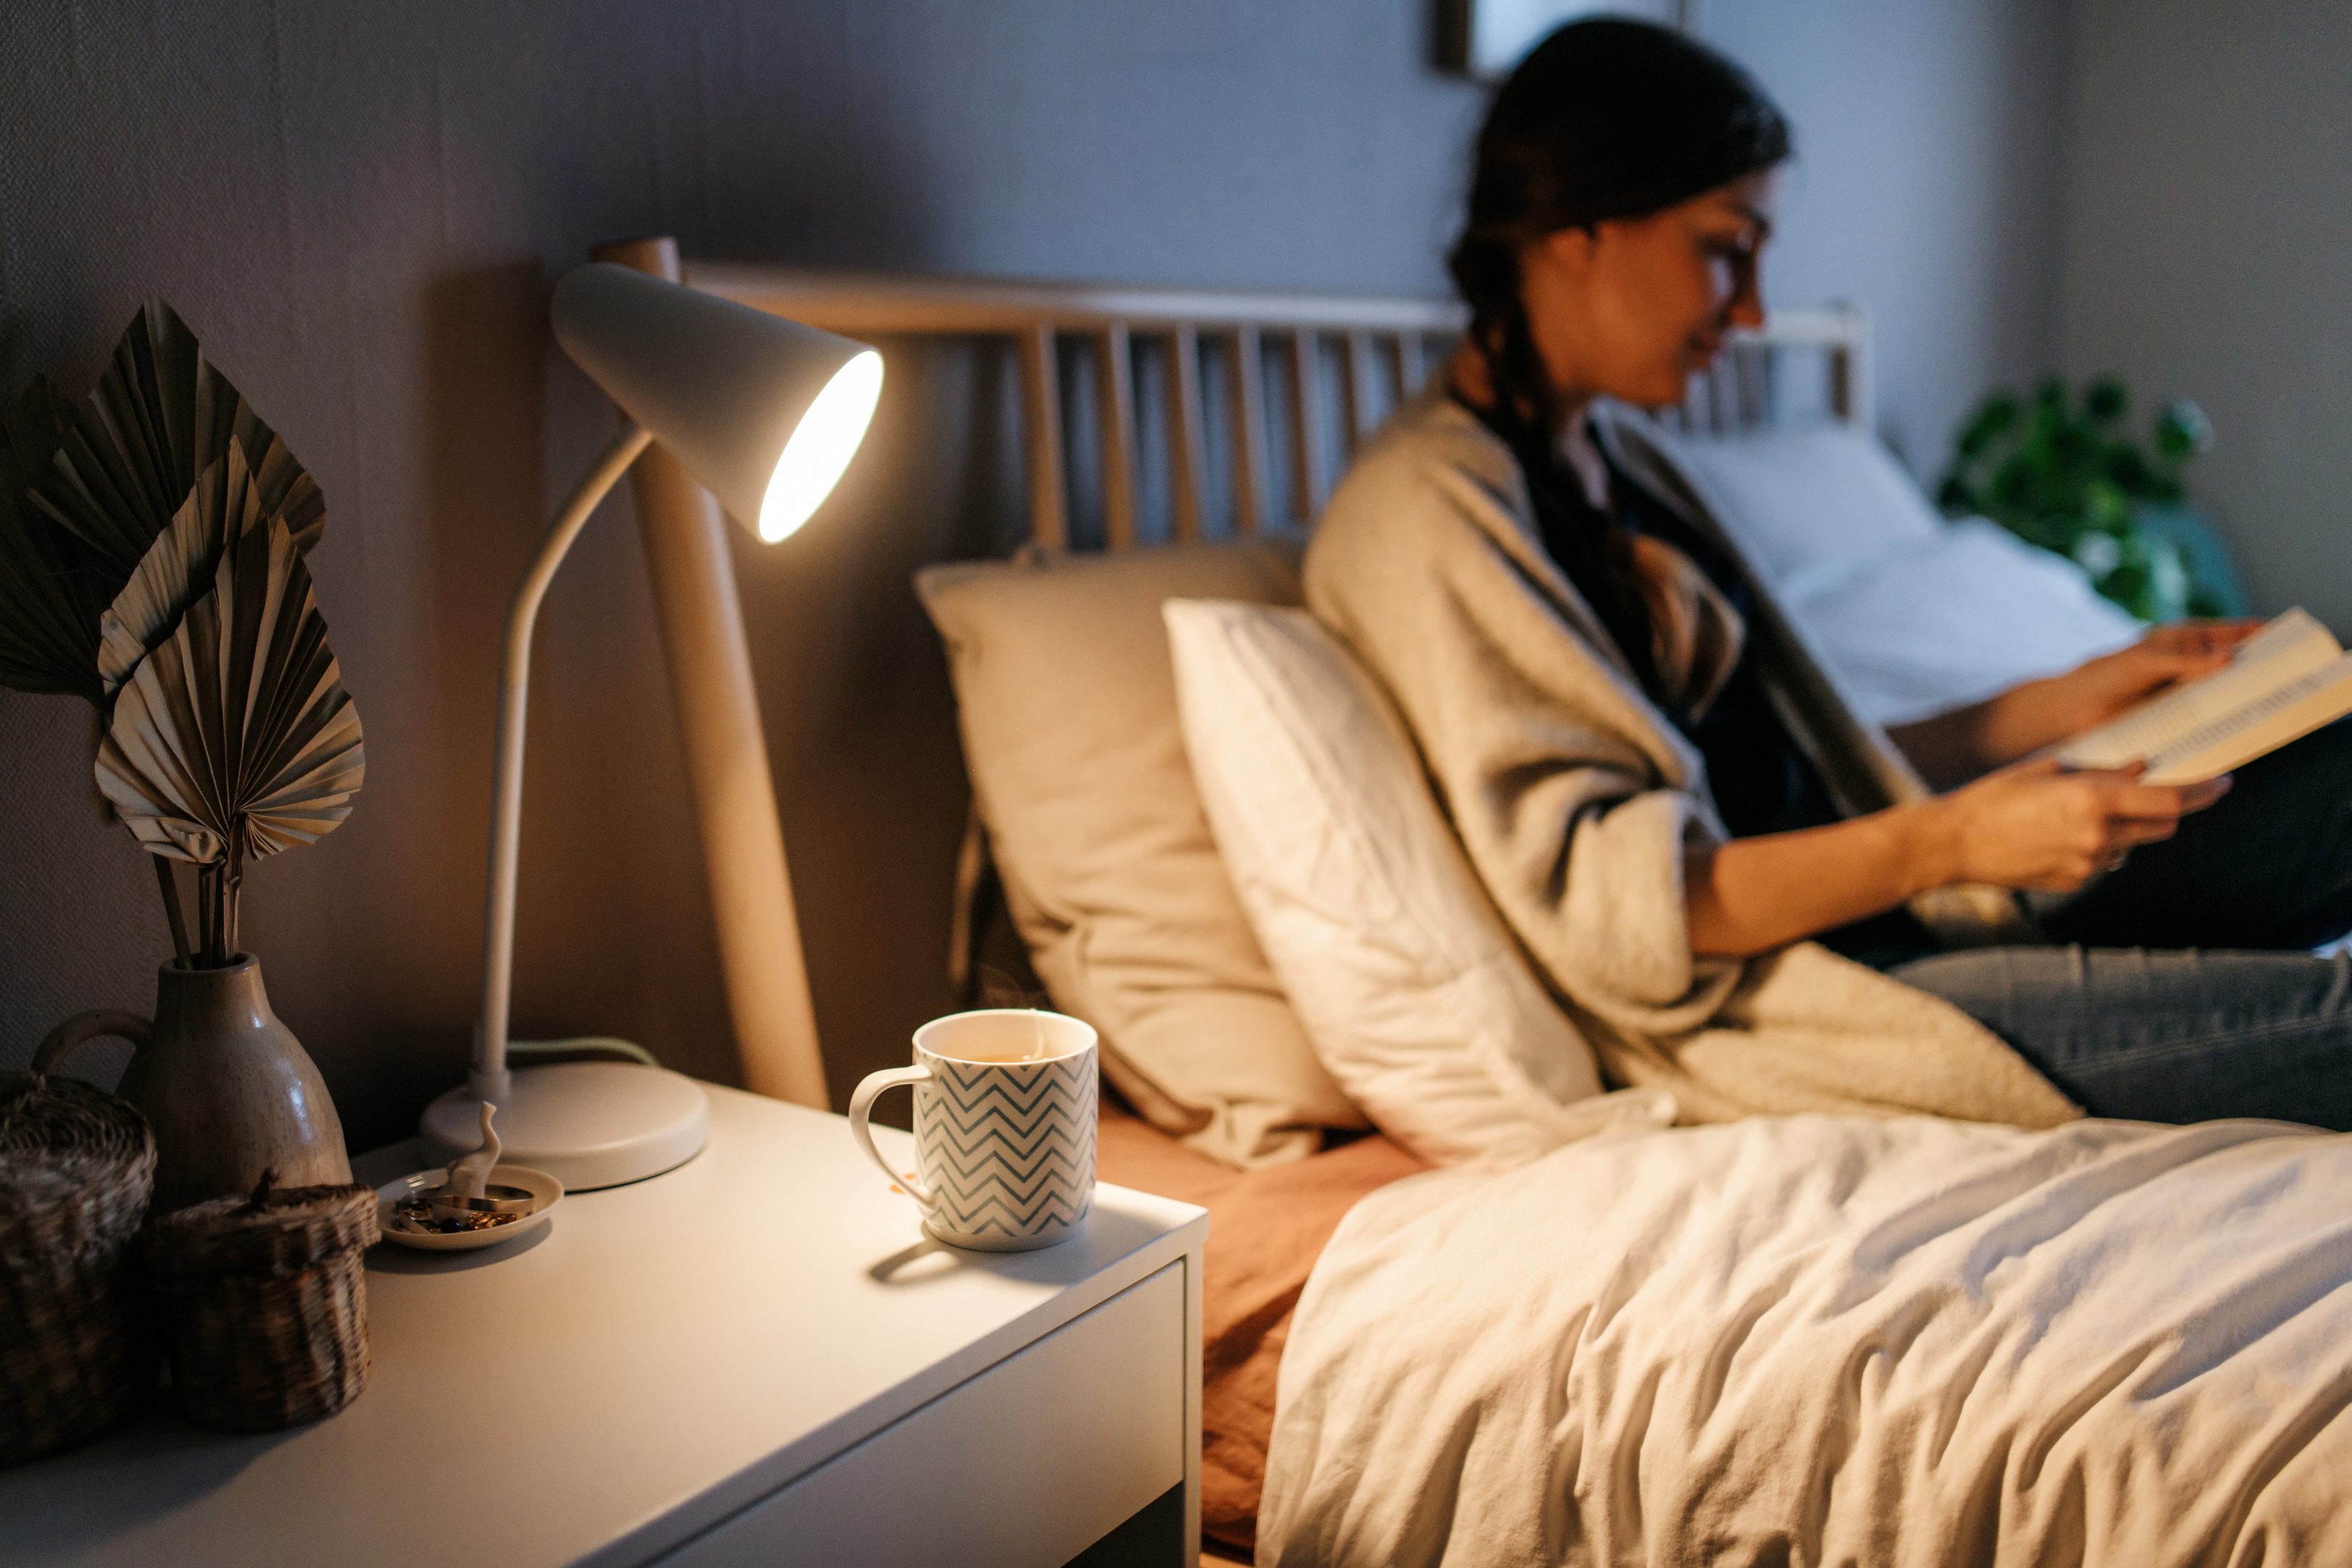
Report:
551,262,883,543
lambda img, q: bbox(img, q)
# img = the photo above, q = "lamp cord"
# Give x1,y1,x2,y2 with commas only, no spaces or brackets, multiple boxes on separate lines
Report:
507,1037,661,1068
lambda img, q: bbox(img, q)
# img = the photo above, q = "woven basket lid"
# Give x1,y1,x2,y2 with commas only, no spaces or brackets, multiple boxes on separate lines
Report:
147,1177,380,1283
0,1073,157,1260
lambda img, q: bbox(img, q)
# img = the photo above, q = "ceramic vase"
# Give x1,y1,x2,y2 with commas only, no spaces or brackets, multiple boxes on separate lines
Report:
38,955,351,1216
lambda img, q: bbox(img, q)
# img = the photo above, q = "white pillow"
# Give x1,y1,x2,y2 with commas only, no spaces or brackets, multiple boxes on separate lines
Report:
1644,422,2144,726
1648,422,1943,580
1777,520,2144,726
1165,598,1675,1169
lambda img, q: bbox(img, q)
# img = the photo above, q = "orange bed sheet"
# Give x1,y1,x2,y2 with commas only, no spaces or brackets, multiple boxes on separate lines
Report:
1095,1101,1429,1558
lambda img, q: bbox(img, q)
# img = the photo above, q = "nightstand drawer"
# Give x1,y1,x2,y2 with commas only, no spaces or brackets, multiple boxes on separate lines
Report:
653,1259,1187,1568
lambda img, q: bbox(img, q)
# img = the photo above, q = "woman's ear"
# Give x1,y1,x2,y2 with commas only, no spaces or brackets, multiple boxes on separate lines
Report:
1532,224,1600,279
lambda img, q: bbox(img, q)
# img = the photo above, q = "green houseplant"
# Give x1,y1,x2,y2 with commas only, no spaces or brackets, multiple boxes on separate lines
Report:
1936,375,2231,623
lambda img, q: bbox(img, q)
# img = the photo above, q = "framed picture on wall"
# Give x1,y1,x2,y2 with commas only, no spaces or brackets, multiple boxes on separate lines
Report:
1437,0,1697,79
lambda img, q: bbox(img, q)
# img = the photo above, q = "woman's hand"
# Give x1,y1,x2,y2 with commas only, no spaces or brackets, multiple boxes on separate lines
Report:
1923,756,2232,892
1890,620,2263,787
1687,757,2233,955
2038,621,2264,738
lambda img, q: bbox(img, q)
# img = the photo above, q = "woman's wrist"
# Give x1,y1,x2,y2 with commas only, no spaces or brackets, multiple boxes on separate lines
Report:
1888,683,2070,788
1892,795,1969,897
1969,676,2078,770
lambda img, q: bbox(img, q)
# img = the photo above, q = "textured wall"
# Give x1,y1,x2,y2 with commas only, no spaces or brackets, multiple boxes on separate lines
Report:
2059,0,2352,629
1711,0,2077,472
0,0,2067,1152
0,0,1482,1150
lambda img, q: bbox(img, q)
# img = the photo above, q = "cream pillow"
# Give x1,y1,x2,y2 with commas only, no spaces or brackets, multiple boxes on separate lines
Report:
1166,599,1675,1168
915,539,1365,1168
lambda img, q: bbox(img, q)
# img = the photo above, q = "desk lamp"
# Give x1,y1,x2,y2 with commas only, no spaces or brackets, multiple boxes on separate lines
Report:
419,263,883,1188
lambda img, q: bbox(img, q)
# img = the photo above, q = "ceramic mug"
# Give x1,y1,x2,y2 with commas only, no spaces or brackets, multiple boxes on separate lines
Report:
849,1009,1098,1252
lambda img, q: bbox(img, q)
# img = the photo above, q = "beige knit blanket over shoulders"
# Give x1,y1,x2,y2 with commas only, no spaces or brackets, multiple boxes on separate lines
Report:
1304,391,2078,1128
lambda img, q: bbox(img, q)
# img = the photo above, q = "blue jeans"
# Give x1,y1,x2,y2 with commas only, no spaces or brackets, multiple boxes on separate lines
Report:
1875,719,2352,1130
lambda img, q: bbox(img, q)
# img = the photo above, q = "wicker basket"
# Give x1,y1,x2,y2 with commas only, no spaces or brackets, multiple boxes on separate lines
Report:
147,1175,379,1433
0,1071,158,1466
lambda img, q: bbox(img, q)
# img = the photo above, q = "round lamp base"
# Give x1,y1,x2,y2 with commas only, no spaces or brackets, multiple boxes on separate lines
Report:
419,1061,709,1191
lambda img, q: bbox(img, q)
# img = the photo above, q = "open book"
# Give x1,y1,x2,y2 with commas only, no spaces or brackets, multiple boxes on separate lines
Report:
2054,608,2352,785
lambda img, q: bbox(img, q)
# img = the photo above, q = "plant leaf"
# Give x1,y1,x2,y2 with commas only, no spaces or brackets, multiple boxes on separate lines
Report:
0,379,112,702
97,441,269,703
2155,399,2213,460
96,513,362,865
30,298,323,601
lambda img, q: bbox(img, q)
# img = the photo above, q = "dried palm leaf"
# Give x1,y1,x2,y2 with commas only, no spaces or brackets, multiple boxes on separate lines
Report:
30,298,323,595
97,442,269,702
97,513,364,868
0,380,111,701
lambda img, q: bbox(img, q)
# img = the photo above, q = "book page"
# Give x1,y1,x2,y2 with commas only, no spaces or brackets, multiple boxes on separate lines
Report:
2056,608,2341,772
2141,651,2352,783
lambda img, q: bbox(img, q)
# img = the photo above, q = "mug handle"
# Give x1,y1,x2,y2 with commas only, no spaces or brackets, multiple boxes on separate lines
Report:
35,1010,153,1076
849,1065,937,1210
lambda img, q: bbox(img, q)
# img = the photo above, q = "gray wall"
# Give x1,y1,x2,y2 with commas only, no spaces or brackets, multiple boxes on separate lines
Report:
0,1,2070,1152
2059,0,2352,629
0,0,1481,1150
1710,0,2076,471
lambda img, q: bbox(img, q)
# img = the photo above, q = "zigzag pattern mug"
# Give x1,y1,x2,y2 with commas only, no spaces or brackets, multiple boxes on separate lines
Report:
850,1009,1097,1251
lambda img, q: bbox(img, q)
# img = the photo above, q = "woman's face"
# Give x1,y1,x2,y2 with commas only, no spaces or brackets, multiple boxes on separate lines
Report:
1519,166,1778,414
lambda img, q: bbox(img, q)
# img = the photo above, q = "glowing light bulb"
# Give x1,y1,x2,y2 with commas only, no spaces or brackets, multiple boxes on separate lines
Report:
758,350,884,544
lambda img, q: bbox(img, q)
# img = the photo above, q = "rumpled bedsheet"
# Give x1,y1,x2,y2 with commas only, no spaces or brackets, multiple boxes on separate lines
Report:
1260,1114,2352,1567
1095,1102,1427,1557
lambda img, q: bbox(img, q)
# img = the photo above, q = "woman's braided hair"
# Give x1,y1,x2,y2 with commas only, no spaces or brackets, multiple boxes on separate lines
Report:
1450,19,1792,441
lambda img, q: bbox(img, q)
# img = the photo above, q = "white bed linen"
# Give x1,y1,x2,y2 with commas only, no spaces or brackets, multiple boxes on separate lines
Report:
1776,518,2144,727
1643,422,2147,727
1259,1114,2352,1567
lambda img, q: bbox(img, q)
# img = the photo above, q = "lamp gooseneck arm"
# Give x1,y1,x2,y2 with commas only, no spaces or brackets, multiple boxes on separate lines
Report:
472,420,657,1106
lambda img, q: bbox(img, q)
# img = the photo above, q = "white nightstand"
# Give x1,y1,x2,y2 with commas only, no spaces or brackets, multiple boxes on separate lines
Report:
3,1085,1209,1567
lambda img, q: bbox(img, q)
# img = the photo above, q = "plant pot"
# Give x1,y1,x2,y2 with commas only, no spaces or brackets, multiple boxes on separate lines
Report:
36,955,351,1215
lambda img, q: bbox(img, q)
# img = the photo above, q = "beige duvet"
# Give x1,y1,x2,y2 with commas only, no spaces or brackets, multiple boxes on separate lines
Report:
1260,1113,2352,1566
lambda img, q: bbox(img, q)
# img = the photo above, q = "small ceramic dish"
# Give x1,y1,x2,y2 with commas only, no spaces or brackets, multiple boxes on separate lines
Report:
375,1164,563,1251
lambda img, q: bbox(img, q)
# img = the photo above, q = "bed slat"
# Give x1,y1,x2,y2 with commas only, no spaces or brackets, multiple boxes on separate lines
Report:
1342,330,1376,454
1097,323,1139,549
1018,324,1069,552
1398,332,1427,397
1286,330,1322,525
688,264,1469,334
1228,325,1269,536
1165,324,1207,543
589,237,828,1111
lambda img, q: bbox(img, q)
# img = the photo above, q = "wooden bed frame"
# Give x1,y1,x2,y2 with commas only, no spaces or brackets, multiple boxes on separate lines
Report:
590,237,1874,1108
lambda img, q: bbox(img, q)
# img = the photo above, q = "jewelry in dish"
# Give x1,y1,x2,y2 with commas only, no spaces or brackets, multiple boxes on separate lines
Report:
377,1102,564,1251
376,1165,561,1251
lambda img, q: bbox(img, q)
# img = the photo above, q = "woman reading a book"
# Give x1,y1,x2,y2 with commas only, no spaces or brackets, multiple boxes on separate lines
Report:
1309,18,2352,1130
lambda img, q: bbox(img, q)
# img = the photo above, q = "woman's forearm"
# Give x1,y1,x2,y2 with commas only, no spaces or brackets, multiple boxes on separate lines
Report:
1886,676,2082,788
1686,801,1962,957
1686,757,2230,957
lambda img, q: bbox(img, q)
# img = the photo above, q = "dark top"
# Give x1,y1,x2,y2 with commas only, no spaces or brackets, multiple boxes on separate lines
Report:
1463,397,1841,839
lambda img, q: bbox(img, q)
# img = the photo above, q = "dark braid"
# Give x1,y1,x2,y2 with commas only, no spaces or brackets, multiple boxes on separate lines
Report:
1448,19,1792,446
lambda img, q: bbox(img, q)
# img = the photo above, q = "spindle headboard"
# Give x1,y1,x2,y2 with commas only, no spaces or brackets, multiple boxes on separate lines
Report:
600,237,1872,1103
686,263,1871,553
